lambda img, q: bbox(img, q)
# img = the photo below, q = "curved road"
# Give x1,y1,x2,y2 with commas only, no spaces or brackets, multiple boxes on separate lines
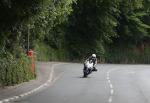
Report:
10,63,150,103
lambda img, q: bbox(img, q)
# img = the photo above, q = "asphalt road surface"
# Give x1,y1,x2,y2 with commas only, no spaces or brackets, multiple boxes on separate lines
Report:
11,63,150,103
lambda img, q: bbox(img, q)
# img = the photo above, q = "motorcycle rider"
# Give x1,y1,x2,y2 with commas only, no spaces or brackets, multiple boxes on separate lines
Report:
84,54,98,71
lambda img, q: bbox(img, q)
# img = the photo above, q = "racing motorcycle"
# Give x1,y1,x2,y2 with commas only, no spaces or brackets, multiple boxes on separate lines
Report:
83,60,94,77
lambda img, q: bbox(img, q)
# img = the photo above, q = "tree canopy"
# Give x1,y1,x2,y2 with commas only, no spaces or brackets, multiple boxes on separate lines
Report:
0,0,150,62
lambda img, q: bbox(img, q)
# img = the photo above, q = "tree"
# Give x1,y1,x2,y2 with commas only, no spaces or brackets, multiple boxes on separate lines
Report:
65,0,120,59
115,0,150,45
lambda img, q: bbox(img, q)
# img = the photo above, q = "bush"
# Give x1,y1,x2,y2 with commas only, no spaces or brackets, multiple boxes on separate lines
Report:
0,52,35,87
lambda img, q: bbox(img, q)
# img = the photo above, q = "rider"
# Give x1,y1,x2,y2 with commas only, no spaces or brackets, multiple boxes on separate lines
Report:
84,54,98,71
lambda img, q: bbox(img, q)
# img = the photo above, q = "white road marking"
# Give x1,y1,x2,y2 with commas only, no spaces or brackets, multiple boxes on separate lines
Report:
107,71,109,74
107,73,109,77
110,89,114,95
108,96,112,103
14,96,19,99
3,99,9,102
107,68,136,103
110,84,113,89
0,63,65,103
107,69,117,103
107,76,110,80
108,80,111,84
9,98,15,100
52,72,64,83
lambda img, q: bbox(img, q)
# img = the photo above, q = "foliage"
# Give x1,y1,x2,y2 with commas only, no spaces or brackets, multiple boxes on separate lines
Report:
1,0,150,87
0,52,34,86
35,41,70,61
105,45,150,64
0,0,75,86
65,0,120,59
115,0,150,44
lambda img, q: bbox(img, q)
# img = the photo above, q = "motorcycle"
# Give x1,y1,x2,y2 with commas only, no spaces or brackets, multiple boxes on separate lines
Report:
83,60,94,77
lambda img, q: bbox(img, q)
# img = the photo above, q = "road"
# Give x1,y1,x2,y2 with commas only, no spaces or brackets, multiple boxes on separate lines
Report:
10,63,150,103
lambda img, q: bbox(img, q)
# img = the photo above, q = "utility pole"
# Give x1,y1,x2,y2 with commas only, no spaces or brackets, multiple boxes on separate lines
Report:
27,24,30,52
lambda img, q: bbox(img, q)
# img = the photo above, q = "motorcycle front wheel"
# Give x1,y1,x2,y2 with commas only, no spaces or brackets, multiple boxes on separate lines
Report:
83,69,88,77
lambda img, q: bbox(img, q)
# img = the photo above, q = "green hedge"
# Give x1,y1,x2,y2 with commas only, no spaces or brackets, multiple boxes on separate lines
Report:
0,52,35,87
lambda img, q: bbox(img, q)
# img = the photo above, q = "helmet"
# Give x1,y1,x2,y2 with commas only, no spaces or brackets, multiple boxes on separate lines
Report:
92,54,96,58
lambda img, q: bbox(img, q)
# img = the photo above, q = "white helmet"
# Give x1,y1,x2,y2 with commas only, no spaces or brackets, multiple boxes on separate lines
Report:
92,54,96,58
